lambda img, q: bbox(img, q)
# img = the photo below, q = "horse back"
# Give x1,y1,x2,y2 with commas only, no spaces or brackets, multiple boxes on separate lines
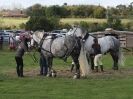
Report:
99,36,120,53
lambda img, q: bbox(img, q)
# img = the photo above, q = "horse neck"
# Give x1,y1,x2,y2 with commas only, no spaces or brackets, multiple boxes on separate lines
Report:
33,34,41,44
85,35,94,45
64,35,76,46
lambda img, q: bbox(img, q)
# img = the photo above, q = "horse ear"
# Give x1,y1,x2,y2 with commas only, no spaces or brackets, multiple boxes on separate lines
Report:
80,27,87,36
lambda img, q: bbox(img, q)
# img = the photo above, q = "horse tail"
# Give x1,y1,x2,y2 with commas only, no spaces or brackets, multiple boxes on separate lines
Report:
118,48,125,66
78,45,91,76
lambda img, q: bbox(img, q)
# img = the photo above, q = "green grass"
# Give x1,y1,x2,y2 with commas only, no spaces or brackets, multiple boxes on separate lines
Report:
0,76,133,99
0,17,28,28
60,18,107,24
0,48,133,99
61,18,131,24
0,17,132,29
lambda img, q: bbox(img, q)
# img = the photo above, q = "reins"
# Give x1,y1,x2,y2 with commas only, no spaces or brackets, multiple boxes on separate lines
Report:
28,51,38,63
62,27,79,59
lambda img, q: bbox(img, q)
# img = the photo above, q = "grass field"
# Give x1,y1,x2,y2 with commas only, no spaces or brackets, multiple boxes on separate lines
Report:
0,17,28,28
61,18,132,24
0,47,133,99
0,17,132,29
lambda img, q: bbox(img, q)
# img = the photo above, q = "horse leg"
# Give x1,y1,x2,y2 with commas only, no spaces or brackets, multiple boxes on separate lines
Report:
46,57,57,77
110,51,119,70
71,56,80,79
71,60,75,72
46,57,53,77
90,54,94,70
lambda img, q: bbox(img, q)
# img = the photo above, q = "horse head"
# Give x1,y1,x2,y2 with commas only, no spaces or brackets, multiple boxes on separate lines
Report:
67,26,88,39
30,31,44,48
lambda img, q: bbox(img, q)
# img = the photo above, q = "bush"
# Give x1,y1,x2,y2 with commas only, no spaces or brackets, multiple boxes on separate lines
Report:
25,16,60,31
59,23,71,30
78,21,107,32
19,23,26,29
107,16,123,30
123,22,133,31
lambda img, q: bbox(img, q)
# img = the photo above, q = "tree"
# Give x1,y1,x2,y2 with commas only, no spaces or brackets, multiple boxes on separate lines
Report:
93,6,106,18
116,4,128,18
107,16,123,30
25,16,60,31
25,4,46,16
46,5,61,17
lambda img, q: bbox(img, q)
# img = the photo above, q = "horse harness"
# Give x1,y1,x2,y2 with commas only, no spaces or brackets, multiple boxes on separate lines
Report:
62,36,80,61
38,33,48,52
38,28,81,60
38,33,64,56
61,28,81,60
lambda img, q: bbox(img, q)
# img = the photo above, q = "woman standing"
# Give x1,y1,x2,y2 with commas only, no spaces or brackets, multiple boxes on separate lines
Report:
15,34,29,77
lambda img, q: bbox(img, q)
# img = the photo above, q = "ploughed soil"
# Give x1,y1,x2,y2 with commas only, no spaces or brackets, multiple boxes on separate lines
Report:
6,67,133,78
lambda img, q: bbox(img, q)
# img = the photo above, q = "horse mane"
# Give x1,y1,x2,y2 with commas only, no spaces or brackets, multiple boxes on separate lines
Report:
34,31,44,39
89,33,97,38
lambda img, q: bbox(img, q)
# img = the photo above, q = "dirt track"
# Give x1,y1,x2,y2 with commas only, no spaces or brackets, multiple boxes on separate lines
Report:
6,67,133,78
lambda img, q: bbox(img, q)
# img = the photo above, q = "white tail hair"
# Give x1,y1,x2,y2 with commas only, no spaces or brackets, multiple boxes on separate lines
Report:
118,49,125,66
79,45,91,76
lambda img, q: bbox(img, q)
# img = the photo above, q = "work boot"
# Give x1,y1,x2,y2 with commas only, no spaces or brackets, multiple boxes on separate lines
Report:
95,66,98,72
100,65,104,72
16,66,20,77
20,68,24,77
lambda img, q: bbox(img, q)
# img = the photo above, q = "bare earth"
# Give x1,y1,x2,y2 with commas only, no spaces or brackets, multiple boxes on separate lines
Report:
6,67,133,78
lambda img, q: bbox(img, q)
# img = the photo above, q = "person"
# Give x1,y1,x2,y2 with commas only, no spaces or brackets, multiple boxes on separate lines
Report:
105,28,119,39
92,38,103,72
9,34,16,51
39,52,48,76
37,32,48,76
15,34,29,77
0,34,3,50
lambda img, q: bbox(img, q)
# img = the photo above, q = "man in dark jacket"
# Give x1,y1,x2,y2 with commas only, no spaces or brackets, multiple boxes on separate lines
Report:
15,36,29,77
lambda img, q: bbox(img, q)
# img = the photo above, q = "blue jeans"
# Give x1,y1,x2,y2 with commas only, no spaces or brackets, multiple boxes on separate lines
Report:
40,53,48,75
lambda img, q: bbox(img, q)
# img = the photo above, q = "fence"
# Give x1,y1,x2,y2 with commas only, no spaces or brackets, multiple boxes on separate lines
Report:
90,28,133,48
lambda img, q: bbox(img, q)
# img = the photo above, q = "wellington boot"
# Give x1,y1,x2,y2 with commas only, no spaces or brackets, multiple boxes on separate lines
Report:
100,65,104,72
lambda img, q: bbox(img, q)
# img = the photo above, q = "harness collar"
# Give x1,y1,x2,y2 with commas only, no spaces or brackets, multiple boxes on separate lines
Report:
82,33,89,41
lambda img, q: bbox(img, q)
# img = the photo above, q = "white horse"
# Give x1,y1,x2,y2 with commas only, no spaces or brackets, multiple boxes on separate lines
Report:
69,27,124,71
31,31,81,78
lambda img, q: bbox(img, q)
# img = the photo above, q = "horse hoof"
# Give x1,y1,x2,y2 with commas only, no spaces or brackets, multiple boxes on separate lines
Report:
46,74,52,77
112,67,118,70
81,74,87,78
73,75,77,79
73,75,80,79
52,72,57,77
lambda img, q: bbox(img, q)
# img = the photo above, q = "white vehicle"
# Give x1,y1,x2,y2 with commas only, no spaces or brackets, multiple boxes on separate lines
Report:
0,30,13,42
51,29,68,36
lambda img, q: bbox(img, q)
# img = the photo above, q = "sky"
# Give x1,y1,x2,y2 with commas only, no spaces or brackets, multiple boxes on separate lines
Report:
0,0,132,9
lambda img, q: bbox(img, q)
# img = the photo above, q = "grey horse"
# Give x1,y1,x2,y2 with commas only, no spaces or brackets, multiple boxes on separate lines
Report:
68,27,124,71
31,31,81,79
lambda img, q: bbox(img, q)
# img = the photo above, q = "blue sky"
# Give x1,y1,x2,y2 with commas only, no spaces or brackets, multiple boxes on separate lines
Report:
0,0,132,9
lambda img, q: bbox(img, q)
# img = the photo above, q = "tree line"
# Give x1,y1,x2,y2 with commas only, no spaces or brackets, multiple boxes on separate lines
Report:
25,3,133,19
24,3,133,32
1,3,133,31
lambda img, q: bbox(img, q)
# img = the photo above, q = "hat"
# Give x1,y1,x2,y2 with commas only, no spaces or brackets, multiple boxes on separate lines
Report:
105,28,115,34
